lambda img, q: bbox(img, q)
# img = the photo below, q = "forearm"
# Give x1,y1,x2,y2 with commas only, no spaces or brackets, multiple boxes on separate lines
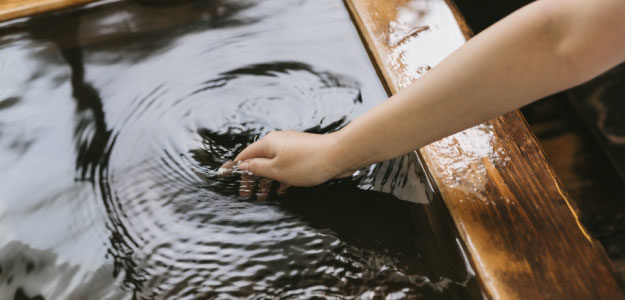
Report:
332,0,625,171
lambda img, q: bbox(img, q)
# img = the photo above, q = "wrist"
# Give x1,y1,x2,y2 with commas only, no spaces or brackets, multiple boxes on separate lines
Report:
323,128,360,175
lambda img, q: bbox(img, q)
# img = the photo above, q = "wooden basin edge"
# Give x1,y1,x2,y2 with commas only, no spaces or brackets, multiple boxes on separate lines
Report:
343,0,625,299
0,0,98,23
2,0,623,299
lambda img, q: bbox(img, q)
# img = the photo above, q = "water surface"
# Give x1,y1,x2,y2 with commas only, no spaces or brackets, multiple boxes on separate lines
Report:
0,1,479,299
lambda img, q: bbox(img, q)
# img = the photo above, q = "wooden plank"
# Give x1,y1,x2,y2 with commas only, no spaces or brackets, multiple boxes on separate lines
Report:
343,0,625,299
2,0,623,298
0,0,96,22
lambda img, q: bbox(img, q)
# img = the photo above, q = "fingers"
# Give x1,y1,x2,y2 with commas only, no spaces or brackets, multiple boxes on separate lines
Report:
238,158,275,200
239,158,275,180
238,176,286,201
234,133,278,162
232,131,293,200
255,178,273,201
218,160,235,177
239,172,256,198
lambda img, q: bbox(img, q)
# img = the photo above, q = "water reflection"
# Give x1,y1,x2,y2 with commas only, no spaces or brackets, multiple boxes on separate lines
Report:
0,0,476,298
0,241,127,300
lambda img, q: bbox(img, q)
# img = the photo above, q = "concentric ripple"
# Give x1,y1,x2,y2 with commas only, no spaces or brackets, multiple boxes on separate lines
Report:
0,0,477,299
100,62,428,299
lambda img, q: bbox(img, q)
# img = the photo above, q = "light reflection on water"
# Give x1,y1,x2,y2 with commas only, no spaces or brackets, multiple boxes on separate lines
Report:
0,0,478,299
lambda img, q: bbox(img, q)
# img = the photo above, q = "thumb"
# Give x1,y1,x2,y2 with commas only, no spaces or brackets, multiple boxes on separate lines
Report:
239,158,275,179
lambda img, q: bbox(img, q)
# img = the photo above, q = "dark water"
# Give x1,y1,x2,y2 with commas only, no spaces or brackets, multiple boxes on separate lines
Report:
0,1,480,299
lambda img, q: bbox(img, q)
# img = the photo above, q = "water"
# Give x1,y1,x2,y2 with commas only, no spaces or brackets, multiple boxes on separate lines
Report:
0,0,480,299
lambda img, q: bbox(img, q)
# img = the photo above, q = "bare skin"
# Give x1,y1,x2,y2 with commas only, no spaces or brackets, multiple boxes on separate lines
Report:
232,0,625,189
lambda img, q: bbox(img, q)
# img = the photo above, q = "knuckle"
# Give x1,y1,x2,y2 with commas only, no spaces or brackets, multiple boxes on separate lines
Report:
246,160,257,171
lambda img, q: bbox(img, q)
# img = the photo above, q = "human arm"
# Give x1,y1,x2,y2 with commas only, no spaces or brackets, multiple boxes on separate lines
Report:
235,0,625,187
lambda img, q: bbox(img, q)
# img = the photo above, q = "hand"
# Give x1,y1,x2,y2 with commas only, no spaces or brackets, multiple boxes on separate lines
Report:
220,160,290,201
234,130,353,187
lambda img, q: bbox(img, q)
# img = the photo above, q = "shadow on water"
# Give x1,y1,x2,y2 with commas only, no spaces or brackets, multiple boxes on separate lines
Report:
15,0,263,181
0,0,481,299
54,22,112,182
0,241,129,300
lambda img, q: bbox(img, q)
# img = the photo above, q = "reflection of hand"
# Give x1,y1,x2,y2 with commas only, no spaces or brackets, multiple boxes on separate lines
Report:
219,160,290,201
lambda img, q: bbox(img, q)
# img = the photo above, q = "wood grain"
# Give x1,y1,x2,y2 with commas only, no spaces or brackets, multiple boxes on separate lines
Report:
343,0,625,298
0,0,96,22
2,0,623,298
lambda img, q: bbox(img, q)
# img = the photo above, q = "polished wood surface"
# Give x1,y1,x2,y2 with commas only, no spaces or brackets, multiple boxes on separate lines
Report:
344,0,624,298
2,0,624,298
0,0,96,22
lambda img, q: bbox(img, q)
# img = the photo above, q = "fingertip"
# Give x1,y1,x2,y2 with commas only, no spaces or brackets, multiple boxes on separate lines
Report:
233,143,256,162
233,152,246,163
218,160,235,177
239,160,250,171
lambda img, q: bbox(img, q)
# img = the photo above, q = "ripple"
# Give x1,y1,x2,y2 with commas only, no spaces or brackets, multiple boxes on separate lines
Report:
95,61,433,298
0,0,474,298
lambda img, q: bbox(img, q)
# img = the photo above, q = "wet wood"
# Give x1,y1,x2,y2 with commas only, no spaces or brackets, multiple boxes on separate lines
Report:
344,0,625,299
0,0,96,22
2,0,624,298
